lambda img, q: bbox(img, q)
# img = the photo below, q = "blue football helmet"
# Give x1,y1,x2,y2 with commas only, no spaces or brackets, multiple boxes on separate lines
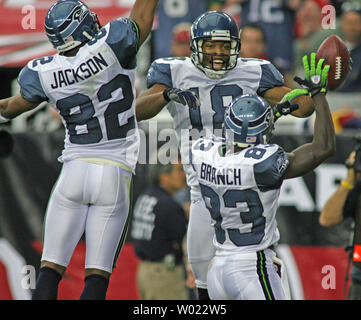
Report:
223,94,274,147
45,0,101,53
190,11,241,79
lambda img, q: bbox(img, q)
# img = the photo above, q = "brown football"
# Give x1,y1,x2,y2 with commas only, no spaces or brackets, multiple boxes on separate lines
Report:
316,35,350,90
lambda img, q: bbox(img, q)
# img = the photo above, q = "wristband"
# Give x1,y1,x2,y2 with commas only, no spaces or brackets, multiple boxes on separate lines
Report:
0,114,9,123
341,180,354,190
162,89,171,102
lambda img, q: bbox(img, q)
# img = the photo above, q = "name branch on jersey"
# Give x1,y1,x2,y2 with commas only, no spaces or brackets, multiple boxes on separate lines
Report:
50,52,109,89
191,137,290,252
200,162,241,186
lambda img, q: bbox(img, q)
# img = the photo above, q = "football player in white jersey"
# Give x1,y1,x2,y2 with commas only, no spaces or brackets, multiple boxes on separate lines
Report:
190,54,335,299
0,0,158,300
136,11,315,299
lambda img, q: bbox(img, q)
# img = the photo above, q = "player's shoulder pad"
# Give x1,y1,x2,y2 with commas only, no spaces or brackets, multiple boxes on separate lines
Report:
146,58,176,89
253,144,289,189
257,61,284,96
104,18,138,69
18,62,48,103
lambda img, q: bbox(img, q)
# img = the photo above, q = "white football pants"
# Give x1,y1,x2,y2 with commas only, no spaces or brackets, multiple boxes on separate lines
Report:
41,159,132,273
187,192,216,289
207,249,286,300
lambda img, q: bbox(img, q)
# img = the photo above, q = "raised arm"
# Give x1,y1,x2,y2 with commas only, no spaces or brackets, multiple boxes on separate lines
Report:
260,62,315,118
263,85,315,118
282,93,335,179
282,54,335,180
129,0,159,47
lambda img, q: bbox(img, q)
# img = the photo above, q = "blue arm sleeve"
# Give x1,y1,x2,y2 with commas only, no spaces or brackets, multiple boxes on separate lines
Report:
17,65,47,103
106,18,138,69
257,63,284,97
146,60,173,89
254,146,289,189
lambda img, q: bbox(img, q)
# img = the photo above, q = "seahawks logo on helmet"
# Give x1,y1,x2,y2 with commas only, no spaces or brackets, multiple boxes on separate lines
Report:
73,7,87,23
45,0,101,53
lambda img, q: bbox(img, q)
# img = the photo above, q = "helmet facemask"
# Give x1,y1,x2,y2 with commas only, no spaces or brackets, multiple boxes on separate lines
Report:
191,29,240,79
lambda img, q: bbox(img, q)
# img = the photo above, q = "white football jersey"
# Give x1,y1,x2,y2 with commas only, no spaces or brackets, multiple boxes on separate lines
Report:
191,137,289,254
18,18,140,172
147,57,284,187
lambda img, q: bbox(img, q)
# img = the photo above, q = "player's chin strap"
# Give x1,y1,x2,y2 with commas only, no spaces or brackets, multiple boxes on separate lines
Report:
273,89,308,119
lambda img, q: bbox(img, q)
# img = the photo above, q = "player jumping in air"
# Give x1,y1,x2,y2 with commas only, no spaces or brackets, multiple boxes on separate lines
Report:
0,0,158,300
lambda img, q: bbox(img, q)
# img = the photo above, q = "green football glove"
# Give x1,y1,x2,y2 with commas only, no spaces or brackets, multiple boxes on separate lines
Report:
294,52,330,97
273,88,309,119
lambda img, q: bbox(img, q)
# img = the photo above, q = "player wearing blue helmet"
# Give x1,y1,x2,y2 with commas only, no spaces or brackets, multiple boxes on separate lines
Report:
0,0,159,300
136,10,316,300
223,94,274,147
190,59,336,299
190,11,241,79
44,0,102,53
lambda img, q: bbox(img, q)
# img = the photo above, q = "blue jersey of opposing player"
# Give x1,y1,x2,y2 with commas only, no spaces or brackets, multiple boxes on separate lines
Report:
17,18,140,173
146,56,284,187
191,136,289,253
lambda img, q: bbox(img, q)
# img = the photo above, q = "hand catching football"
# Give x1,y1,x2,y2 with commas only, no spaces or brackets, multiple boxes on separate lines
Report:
316,35,351,91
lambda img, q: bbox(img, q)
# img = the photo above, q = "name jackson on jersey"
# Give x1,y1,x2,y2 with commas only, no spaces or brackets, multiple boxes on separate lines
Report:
17,17,140,172
50,52,109,89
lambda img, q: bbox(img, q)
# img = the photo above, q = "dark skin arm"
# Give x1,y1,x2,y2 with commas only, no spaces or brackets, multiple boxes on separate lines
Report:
263,86,315,118
319,152,361,227
129,0,159,47
136,84,315,122
0,94,39,119
136,84,168,121
282,93,336,180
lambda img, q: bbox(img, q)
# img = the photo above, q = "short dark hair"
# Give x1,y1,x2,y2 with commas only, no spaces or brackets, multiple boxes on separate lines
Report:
147,148,181,185
342,0,361,17
240,23,267,44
